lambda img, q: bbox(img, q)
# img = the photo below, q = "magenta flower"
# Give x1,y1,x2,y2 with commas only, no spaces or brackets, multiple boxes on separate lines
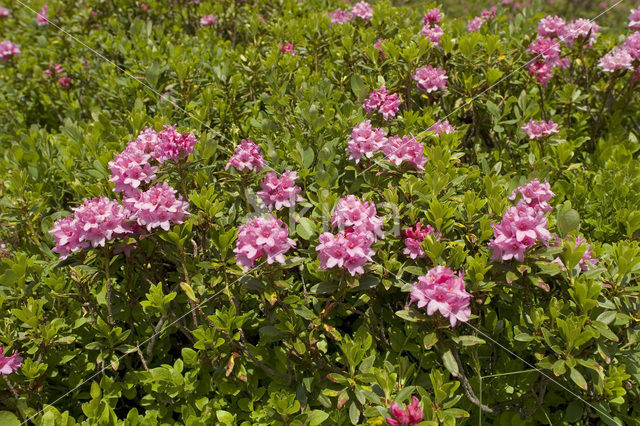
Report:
351,1,373,21
429,119,456,136
629,7,640,30
0,7,11,18
363,85,402,120
329,8,352,25
109,146,158,197
528,60,554,85
234,214,296,272
280,42,297,55
481,6,497,20
374,38,385,57
226,139,266,172
520,119,559,140
346,120,387,164
0,347,22,375
528,36,560,61
409,266,471,327
537,15,566,38
402,222,440,259
316,229,375,276
140,3,150,10
467,17,483,33
413,65,447,93
624,32,640,60
125,182,189,232
0,40,19,60
257,169,304,210
560,19,600,47
598,48,634,73
423,8,442,26
383,134,427,171
575,236,599,271
386,396,424,426
50,216,89,259
36,4,49,25
331,195,384,239
509,178,555,212
58,76,71,88
200,14,217,26
420,24,444,44
153,125,198,164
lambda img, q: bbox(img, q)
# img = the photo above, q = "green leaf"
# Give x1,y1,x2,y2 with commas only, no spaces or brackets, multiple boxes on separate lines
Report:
308,410,330,426
557,209,580,237
0,411,20,426
441,349,460,377
216,410,235,425
349,401,360,425
296,218,316,240
570,368,588,390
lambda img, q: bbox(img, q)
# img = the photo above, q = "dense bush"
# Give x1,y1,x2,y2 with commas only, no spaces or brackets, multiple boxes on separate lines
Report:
1,0,640,425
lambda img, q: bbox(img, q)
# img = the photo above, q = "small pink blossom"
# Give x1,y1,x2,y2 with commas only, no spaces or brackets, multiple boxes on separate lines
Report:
363,85,401,120
528,36,560,60
630,7,640,30
58,76,71,88
36,4,49,25
109,146,158,197
280,42,297,55
624,32,640,60
409,266,471,327
420,24,444,44
0,40,20,60
467,17,483,33
200,14,217,26
346,120,387,163
528,60,554,85
351,1,373,21
140,3,149,10
598,48,634,72
561,19,600,47
429,119,457,136
382,134,427,171
520,119,559,140
125,182,189,232
509,178,555,212
0,7,11,18
234,214,296,272
574,236,598,271
423,8,442,25
50,216,89,259
385,396,424,426
257,169,304,210
481,6,497,20
537,15,566,38
0,347,22,375
403,222,440,259
316,229,375,276
331,195,384,239
413,65,447,93
225,139,266,172
154,125,198,163
374,38,385,57
329,8,352,25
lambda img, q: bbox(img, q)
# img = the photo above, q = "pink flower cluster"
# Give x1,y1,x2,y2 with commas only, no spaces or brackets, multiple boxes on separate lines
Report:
280,42,297,55
0,7,11,18
0,347,22,375
429,119,457,136
43,63,71,87
413,65,447,93
37,4,49,26
420,8,443,44
328,8,352,25
403,222,440,259
467,7,496,33
225,139,266,172
234,214,295,272
0,40,19,60
363,85,401,120
351,1,373,21
317,195,384,276
346,120,387,164
383,134,427,170
630,8,640,30
124,182,189,231
598,25,640,73
520,119,559,140
385,396,424,426
374,38,385,57
489,179,554,262
50,197,131,258
574,236,598,271
200,14,217,26
257,169,303,210
409,266,471,327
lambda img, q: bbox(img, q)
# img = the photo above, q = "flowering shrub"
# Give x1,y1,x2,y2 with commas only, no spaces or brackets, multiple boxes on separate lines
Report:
1,0,640,425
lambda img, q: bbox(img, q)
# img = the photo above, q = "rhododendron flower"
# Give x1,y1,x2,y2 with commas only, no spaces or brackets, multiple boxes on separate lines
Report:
234,214,295,272
346,120,387,163
630,7,640,30
528,60,554,85
363,85,401,120
383,134,427,170
58,76,71,87
537,15,566,38
331,195,384,239
37,4,49,25
574,236,598,271
153,125,198,163
403,222,440,259
429,119,457,136
280,42,297,55
316,229,374,276
598,48,634,72
0,347,22,375
50,216,89,259
200,14,217,26
226,139,266,172
489,200,552,262
125,182,189,231
351,1,373,21
561,19,600,46
374,38,385,56
413,65,447,93
528,36,560,60
0,7,11,18
481,6,497,20
109,147,158,197
423,8,442,25
509,178,555,212
257,169,303,210
624,32,640,59
385,396,424,426
0,40,19,60
409,266,471,327
140,3,149,10
467,17,483,33
329,8,352,25
420,24,444,44
520,119,559,139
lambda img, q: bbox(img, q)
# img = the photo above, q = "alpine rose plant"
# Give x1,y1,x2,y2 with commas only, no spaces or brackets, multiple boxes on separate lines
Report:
234,214,296,272
225,139,266,172
346,120,387,163
257,169,304,210
385,396,424,426
382,135,427,170
413,66,447,93
125,182,189,232
0,347,22,375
